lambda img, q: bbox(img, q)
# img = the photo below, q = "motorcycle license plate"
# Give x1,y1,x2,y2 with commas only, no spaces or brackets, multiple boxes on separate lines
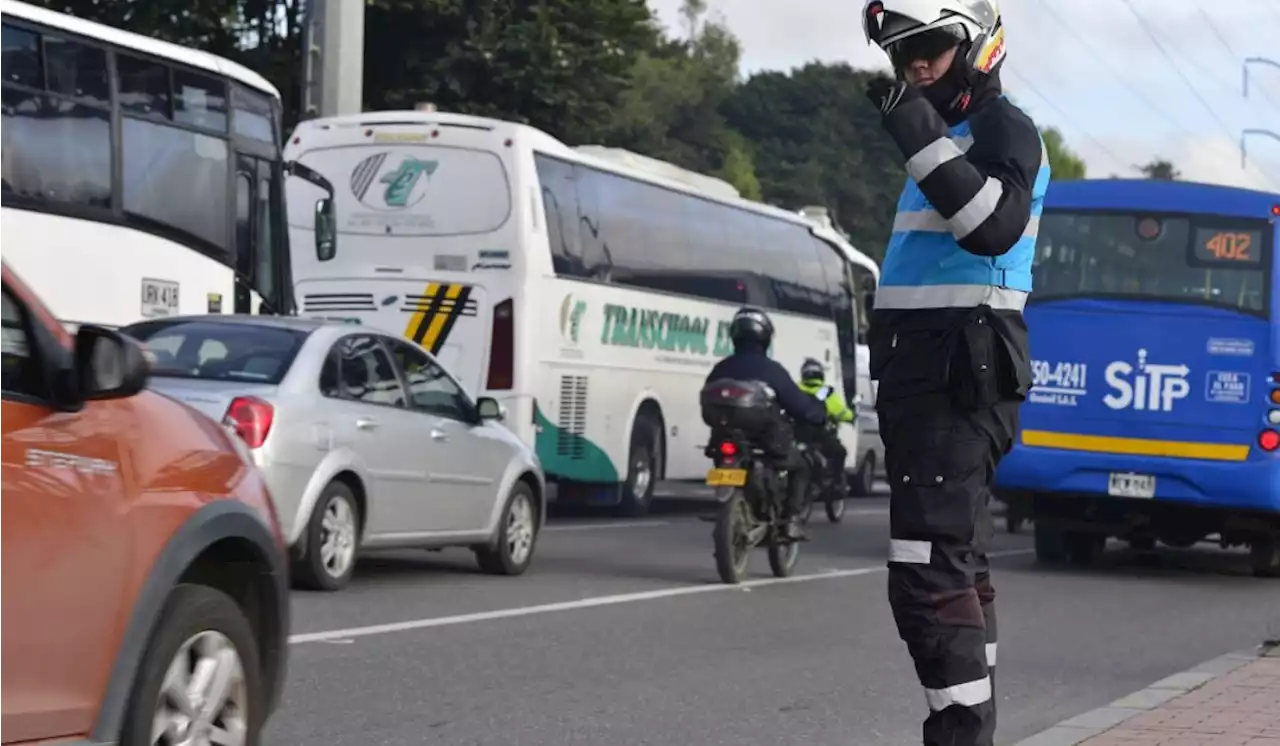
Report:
706,468,747,487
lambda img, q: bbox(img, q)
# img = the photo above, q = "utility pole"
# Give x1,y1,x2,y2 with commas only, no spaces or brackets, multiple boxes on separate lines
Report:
301,0,365,120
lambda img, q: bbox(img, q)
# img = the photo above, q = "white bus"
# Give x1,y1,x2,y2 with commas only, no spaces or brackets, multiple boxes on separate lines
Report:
0,0,333,327
284,110,871,516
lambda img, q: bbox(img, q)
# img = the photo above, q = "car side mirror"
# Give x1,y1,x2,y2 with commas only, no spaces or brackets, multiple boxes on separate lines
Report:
74,325,149,400
476,396,505,422
315,197,336,261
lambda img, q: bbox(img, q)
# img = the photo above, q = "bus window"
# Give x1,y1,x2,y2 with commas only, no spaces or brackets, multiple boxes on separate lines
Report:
1034,211,1270,315
534,153,584,277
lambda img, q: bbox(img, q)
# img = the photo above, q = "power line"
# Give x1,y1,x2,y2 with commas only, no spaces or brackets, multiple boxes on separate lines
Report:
1002,67,1131,174
1193,5,1280,112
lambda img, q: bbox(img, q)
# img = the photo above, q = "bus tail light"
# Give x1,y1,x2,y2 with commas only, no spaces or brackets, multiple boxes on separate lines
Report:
1259,429,1280,453
224,396,275,449
486,298,514,391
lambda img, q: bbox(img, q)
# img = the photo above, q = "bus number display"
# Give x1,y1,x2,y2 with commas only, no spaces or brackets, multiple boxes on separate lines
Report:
1193,228,1261,265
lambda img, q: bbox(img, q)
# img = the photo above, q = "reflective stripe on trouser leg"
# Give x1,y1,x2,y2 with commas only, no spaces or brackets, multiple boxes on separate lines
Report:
880,395,996,746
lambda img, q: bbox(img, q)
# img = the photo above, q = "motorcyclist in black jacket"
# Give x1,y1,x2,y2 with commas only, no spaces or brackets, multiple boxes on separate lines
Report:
704,306,827,540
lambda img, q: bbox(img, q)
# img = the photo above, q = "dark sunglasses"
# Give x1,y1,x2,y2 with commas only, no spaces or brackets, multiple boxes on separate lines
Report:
886,26,964,69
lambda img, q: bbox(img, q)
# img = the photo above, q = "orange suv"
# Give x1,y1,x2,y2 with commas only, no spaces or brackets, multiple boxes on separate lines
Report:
1,261,290,745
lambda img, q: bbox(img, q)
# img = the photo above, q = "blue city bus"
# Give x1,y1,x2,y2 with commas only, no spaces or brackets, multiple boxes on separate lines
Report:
994,179,1280,576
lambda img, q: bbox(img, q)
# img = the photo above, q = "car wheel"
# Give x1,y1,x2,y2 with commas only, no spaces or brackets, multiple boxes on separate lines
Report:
476,481,540,576
294,481,360,591
119,583,264,746
618,414,661,517
851,453,876,497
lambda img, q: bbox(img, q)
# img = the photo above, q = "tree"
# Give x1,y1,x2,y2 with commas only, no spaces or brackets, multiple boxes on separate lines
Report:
1137,158,1180,180
1041,127,1086,180
363,0,659,145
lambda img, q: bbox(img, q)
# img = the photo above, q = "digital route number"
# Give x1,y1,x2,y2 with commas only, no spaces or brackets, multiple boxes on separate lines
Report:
1194,228,1261,265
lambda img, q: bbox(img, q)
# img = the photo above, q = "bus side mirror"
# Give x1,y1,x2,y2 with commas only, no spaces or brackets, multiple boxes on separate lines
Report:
315,198,336,261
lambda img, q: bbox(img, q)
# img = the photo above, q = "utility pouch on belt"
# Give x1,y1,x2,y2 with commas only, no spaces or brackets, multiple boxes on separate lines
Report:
948,314,1005,412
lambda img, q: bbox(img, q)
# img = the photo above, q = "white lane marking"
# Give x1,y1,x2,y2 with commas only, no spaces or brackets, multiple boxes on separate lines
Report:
545,520,671,533
289,548,1034,645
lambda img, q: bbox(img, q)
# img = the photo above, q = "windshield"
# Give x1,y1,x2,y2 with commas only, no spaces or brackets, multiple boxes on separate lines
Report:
287,144,512,237
1033,210,1272,315
123,320,306,384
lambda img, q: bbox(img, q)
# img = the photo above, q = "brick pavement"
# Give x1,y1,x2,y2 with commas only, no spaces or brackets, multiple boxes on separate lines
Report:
1074,655,1280,746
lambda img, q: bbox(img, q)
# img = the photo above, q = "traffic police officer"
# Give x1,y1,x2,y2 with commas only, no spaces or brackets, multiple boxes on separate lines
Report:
860,1,1048,744
705,307,827,540
797,357,855,492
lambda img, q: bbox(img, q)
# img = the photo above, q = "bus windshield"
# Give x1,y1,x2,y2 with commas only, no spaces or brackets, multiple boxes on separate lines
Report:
1033,210,1272,315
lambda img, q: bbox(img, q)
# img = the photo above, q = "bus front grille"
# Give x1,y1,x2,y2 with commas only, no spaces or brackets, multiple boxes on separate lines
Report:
303,293,377,312
557,375,589,459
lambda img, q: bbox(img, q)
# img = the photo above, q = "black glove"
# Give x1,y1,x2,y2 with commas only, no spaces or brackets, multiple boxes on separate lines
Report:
864,74,920,116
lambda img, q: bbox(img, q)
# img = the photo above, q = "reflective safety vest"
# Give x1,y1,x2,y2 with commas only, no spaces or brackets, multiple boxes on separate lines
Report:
877,116,1050,312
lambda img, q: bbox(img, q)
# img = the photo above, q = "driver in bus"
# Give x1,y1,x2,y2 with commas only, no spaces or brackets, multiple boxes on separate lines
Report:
860,2,1047,745
704,306,827,541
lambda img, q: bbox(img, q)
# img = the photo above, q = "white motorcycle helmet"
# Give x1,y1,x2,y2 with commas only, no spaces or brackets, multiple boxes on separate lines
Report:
861,0,1006,78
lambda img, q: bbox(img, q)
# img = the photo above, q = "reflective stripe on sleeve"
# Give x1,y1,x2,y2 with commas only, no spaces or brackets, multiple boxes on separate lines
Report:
889,539,932,564
925,676,993,711
906,138,965,183
986,642,997,667
949,177,1004,238
892,211,1039,238
872,284,1028,311
815,385,833,401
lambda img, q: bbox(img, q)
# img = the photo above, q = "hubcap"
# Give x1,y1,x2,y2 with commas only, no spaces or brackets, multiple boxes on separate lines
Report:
631,452,652,499
150,630,248,746
506,493,536,565
320,497,357,578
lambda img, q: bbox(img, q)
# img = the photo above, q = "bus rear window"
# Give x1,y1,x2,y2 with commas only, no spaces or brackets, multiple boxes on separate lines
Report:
1033,211,1272,314
287,144,512,237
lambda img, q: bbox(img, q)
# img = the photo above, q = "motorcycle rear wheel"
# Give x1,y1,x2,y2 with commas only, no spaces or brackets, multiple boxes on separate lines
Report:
767,534,799,578
713,491,752,584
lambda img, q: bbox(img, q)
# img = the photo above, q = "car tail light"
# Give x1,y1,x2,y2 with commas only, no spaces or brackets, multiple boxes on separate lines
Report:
1270,389,1280,406
719,441,738,457
486,298,514,390
1260,429,1280,452
224,396,275,449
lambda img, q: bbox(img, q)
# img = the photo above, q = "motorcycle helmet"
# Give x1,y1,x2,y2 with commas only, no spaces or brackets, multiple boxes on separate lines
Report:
801,358,825,383
728,306,774,350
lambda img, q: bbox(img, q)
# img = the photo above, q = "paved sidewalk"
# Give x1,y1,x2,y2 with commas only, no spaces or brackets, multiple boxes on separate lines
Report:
1014,645,1280,746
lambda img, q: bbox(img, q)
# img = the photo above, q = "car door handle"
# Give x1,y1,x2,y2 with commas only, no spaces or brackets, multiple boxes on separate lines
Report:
356,417,379,431
430,428,448,442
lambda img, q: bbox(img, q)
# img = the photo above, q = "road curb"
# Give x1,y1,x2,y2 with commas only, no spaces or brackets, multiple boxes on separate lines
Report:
1008,645,1270,746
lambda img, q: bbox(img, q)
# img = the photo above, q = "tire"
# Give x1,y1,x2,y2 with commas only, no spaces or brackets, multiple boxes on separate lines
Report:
476,481,540,576
618,413,661,518
767,536,799,578
851,453,876,497
713,492,751,584
799,492,815,525
826,494,847,523
119,584,265,746
1249,539,1280,578
1034,521,1068,565
1066,532,1106,566
293,480,361,591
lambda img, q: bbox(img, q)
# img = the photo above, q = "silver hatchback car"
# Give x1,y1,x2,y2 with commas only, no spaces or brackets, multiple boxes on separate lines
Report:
122,315,545,591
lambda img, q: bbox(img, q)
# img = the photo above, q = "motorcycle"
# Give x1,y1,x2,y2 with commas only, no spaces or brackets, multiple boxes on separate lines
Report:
798,445,848,525
700,378,802,584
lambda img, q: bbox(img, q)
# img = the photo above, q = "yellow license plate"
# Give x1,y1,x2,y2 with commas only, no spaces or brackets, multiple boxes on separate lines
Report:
705,468,748,487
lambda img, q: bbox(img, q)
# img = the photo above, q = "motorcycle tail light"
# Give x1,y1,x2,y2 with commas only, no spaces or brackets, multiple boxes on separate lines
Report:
719,441,737,457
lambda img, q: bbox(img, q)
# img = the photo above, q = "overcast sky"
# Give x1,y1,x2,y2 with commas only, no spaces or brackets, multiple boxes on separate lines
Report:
647,0,1280,191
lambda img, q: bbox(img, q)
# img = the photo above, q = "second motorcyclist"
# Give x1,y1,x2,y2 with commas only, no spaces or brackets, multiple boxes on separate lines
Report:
704,306,827,540
797,357,855,496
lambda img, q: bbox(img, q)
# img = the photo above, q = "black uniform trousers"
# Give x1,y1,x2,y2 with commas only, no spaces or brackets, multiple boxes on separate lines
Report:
879,391,1020,746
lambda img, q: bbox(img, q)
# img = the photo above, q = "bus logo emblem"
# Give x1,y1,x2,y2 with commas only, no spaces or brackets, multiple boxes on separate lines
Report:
560,294,586,344
350,153,438,210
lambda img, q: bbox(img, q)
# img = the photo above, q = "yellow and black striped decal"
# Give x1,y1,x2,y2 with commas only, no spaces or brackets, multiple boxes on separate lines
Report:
402,282,477,354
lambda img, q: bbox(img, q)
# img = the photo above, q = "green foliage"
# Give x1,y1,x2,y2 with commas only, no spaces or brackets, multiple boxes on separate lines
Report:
1137,158,1180,180
1041,127,1086,180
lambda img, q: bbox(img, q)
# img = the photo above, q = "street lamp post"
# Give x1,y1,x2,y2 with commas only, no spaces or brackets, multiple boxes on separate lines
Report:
1240,129,1280,170
1242,57,1280,99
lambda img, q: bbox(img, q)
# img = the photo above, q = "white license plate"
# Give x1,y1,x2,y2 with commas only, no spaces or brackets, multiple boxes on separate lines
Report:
1108,472,1156,498
140,278,180,318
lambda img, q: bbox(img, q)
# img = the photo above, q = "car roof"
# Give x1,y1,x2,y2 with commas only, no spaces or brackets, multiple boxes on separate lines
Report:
126,314,335,334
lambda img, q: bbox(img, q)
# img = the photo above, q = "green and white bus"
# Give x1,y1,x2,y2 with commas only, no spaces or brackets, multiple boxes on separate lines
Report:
284,110,873,515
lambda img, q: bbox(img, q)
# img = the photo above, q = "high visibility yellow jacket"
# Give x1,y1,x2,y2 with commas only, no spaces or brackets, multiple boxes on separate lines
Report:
798,378,855,424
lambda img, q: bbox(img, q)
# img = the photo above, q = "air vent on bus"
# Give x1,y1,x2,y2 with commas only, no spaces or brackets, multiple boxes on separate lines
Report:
302,293,377,312
556,375,589,460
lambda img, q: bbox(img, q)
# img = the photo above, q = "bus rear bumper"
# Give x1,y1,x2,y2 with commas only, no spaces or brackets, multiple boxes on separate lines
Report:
995,445,1280,514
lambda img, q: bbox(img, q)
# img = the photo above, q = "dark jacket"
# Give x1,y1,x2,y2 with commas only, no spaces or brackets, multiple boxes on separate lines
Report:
705,345,827,426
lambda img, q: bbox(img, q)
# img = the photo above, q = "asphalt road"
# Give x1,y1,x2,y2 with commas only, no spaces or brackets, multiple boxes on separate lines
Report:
267,484,1280,746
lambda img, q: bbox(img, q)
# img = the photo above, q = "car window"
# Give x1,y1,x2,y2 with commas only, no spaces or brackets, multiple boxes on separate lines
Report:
384,337,472,421
331,335,405,407
1,286,45,399
123,320,305,384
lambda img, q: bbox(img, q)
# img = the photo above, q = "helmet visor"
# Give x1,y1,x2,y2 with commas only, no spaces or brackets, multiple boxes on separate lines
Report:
886,25,966,70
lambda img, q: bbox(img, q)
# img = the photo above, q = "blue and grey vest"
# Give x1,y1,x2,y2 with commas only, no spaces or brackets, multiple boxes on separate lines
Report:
877,117,1050,313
